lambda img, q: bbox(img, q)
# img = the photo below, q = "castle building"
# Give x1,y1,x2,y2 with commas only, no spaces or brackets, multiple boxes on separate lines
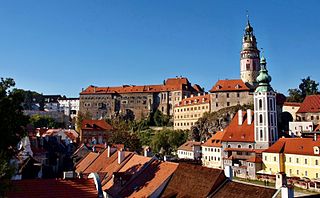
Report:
173,94,210,130
79,77,203,120
210,19,261,111
202,56,278,179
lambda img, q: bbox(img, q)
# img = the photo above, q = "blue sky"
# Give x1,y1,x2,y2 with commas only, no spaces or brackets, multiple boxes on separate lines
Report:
1,0,320,97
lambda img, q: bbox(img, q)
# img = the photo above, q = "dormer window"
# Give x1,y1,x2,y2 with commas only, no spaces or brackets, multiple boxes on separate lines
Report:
235,84,241,89
314,146,319,155
216,85,222,90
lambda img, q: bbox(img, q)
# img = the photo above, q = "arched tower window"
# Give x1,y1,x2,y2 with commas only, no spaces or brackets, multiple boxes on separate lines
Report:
259,99,262,109
260,130,263,139
259,114,263,124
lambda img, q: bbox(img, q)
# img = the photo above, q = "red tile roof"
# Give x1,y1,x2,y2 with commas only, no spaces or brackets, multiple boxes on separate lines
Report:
209,79,250,93
211,180,276,198
246,156,263,163
297,95,320,113
81,119,113,131
177,141,201,151
161,163,227,198
75,152,99,173
202,131,224,147
221,111,255,142
118,160,178,197
176,94,210,107
6,179,98,198
263,137,320,156
80,77,194,95
283,102,301,107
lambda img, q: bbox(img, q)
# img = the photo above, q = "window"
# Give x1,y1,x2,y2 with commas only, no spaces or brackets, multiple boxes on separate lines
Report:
305,171,308,176
297,170,299,175
260,130,263,139
238,145,242,148
289,157,291,163
265,156,267,161
237,93,240,97
216,94,218,98
216,103,218,107
311,116,314,120
226,93,229,98
274,157,277,162
317,173,319,178
305,159,308,164
316,160,318,165
289,169,292,174
296,158,299,163
259,99,262,109
227,102,230,106
259,114,263,124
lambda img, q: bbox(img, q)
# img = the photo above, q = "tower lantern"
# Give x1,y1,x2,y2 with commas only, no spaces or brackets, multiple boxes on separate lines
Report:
240,17,260,86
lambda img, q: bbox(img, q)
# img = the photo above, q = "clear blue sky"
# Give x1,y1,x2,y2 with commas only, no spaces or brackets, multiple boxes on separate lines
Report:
1,0,320,97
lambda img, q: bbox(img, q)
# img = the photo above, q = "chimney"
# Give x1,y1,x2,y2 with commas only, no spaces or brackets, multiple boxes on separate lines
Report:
191,94,194,98
224,166,233,180
92,146,96,152
144,146,151,157
238,110,243,125
107,145,117,157
247,109,252,125
118,149,125,164
198,93,201,96
93,87,96,93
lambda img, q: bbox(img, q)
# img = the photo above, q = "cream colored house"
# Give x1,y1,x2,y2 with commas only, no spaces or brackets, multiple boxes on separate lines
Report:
282,102,301,121
261,137,320,179
173,94,210,130
177,141,201,160
201,131,224,169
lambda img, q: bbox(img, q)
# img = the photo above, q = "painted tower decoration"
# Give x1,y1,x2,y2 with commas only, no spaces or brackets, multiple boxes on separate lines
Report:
240,18,260,85
254,56,278,149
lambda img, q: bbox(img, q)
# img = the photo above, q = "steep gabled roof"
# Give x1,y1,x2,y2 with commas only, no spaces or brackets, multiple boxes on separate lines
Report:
161,163,226,198
177,141,201,151
176,94,210,107
210,79,251,93
6,178,98,198
118,160,178,198
263,137,320,156
297,95,320,113
81,119,113,131
202,131,224,147
211,180,276,198
221,111,255,143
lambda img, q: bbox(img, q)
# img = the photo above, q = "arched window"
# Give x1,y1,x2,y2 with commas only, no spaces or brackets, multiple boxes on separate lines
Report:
259,99,262,109
269,99,273,110
259,114,263,124
248,145,252,149
238,145,242,148
260,130,263,139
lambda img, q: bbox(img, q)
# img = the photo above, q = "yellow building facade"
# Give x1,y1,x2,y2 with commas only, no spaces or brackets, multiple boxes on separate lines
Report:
262,137,320,179
173,94,211,130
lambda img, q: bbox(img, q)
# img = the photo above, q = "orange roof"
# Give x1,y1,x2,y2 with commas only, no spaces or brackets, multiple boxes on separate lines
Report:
202,131,224,147
283,102,301,107
246,156,262,163
221,111,255,142
118,160,178,197
6,178,98,198
209,79,250,92
81,119,113,131
75,152,99,173
176,94,210,107
104,155,152,194
177,141,201,151
297,95,320,113
192,84,204,92
80,77,195,95
263,137,320,156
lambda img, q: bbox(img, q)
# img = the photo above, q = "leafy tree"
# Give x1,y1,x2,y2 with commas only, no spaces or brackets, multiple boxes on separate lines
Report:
29,115,61,128
0,78,29,192
287,76,319,102
12,88,44,110
76,111,92,132
150,129,188,155
109,129,142,152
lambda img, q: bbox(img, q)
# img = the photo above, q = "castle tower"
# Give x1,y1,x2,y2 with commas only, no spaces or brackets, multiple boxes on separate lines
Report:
240,18,260,85
254,57,278,149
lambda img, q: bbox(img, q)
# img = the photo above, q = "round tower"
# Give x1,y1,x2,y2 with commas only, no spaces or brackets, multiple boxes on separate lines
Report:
240,18,260,85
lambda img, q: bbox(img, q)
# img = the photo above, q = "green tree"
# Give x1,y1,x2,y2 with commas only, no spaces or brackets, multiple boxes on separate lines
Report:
287,76,319,102
12,89,44,110
0,78,29,193
29,115,60,128
76,111,92,132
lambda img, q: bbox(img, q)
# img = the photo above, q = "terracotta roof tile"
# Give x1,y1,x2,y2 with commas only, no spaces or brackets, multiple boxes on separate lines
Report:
263,137,320,156
209,79,250,93
176,94,210,107
246,156,263,163
221,111,255,142
177,141,201,151
161,163,227,198
81,119,113,131
75,152,99,173
283,102,301,107
211,180,276,198
118,160,178,197
202,131,224,147
297,95,320,113
6,179,98,198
